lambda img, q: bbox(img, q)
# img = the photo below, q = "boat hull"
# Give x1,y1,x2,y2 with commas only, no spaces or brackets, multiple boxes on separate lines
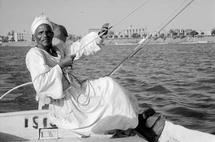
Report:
0,110,147,142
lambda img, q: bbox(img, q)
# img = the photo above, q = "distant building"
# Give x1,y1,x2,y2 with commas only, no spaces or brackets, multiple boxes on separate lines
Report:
205,31,211,36
14,33,23,41
14,32,32,41
88,25,147,39
123,25,146,38
8,35,14,42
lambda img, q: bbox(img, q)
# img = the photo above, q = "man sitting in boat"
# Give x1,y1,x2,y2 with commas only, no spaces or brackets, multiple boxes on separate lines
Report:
25,15,215,142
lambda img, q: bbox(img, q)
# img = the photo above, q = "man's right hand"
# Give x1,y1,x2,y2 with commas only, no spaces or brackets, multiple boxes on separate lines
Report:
59,55,76,69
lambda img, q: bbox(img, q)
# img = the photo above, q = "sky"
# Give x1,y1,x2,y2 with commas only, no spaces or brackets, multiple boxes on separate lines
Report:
0,0,215,36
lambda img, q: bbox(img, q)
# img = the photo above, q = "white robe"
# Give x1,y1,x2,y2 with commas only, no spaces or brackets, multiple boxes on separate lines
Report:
25,33,138,136
26,32,215,141
52,32,102,60
68,32,102,60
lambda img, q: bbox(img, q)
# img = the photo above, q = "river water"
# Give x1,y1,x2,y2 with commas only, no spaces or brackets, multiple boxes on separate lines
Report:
0,43,215,134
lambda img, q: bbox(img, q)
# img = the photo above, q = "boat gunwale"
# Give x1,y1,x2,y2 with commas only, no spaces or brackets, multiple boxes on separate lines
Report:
0,109,49,117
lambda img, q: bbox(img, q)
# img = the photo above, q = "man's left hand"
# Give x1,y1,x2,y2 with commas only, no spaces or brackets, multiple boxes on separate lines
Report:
99,23,110,38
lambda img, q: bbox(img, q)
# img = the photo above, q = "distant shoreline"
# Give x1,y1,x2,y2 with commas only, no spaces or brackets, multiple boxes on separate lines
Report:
0,41,35,47
1,36,215,47
104,36,215,45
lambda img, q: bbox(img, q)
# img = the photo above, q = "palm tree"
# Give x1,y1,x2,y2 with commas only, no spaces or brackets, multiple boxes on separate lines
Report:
211,28,215,36
190,30,198,37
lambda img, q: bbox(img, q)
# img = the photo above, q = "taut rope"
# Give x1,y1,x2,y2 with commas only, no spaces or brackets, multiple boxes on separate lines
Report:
0,0,195,101
0,82,33,100
107,0,195,76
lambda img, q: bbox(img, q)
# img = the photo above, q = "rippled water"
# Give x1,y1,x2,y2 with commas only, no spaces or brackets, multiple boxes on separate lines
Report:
0,43,215,134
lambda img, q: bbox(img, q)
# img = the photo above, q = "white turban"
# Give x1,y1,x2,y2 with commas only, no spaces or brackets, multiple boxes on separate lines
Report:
31,15,53,34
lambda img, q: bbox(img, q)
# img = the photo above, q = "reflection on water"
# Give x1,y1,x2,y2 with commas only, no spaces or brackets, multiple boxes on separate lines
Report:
1,43,215,134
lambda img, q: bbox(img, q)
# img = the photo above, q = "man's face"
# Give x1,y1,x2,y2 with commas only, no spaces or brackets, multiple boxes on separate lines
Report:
34,24,54,47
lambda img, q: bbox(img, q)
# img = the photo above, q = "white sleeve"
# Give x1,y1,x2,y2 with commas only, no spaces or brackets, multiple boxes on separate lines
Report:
69,32,102,60
25,48,64,100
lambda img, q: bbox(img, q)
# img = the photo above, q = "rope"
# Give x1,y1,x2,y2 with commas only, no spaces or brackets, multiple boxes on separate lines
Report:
0,0,194,104
66,0,151,79
107,0,195,76
0,82,33,100
157,0,194,34
64,0,151,106
75,0,151,53
111,0,151,29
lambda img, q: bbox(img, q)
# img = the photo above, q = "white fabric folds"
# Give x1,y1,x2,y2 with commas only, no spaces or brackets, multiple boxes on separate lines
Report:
25,32,138,136
48,77,138,135
68,32,101,60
